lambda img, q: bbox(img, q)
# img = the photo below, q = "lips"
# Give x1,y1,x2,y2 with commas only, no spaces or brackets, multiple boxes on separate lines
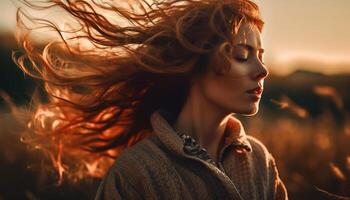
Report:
246,86,263,95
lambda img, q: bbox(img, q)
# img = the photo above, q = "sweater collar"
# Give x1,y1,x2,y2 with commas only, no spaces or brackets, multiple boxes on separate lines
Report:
150,109,252,157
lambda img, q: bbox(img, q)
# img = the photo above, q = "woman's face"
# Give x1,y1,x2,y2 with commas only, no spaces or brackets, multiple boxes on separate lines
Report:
197,22,269,116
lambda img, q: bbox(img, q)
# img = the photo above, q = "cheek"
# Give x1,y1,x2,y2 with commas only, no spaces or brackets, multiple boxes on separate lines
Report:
211,52,251,77
229,62,252,78
200,74,246,109
201,78,259,115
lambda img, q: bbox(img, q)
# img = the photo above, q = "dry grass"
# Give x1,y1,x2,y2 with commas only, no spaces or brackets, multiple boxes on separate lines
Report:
243,93,350,199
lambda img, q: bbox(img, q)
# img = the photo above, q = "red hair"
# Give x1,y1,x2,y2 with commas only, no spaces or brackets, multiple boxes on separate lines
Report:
13,0,264,182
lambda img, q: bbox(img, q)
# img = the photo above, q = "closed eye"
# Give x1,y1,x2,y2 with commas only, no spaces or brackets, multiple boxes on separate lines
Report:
235,57,248,62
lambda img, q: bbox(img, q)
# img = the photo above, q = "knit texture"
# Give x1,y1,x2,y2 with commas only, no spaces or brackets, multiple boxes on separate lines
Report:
95,109,288,200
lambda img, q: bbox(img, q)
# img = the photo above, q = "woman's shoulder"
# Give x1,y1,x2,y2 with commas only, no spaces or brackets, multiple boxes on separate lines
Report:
109,134,168,172
245,135,275,168
245,135,288,199
246,135,269,153
95,135,167,199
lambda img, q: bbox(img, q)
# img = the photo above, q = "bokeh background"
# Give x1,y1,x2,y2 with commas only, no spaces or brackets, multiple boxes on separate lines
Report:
1,0,350,199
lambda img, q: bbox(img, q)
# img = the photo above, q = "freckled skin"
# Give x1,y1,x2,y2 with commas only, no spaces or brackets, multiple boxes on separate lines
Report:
197,22,269,116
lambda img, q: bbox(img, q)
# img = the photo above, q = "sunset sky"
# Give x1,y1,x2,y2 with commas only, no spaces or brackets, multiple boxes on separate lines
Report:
1,0,349,75
256,0,350,75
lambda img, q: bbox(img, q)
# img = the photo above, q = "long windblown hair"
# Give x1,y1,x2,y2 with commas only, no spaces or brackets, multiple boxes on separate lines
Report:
13,0,264,182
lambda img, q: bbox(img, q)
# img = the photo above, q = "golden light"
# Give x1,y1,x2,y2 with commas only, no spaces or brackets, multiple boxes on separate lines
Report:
313,85,343,109
270,95,309,118
329,162,346,181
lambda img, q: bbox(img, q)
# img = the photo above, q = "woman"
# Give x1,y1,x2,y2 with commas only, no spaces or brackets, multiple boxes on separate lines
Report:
15,0,287,199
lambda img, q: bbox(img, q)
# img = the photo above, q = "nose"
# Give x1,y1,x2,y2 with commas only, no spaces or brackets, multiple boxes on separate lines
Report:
253,63,269,82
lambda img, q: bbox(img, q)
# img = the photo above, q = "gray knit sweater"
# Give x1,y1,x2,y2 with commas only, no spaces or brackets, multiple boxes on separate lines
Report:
95,109,288,200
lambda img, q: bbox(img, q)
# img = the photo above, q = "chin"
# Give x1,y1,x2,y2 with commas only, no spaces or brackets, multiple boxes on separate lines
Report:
236,105,259,116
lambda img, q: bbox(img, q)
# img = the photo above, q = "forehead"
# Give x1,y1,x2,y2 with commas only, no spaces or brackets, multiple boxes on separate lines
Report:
232,22,262,50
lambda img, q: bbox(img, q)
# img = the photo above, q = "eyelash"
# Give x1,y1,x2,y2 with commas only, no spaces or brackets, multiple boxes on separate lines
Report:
235,57,248,62
235,57,265,65
234,50,265,64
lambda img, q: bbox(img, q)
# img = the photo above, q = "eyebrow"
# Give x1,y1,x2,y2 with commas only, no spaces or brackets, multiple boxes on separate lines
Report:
234,43,264,53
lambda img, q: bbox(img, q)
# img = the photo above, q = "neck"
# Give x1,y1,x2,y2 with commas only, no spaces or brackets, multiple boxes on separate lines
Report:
172,84,231,162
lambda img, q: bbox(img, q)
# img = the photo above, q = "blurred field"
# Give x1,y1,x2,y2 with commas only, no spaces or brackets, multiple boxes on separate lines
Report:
241,72,350,199
1,33,350,200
